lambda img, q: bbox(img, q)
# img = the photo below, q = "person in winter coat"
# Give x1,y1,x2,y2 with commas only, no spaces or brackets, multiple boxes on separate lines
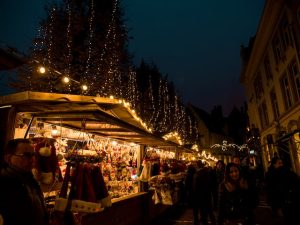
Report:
0,138,49,225
212,160,225,209
265,156,300,225
217,162,254,225
184,163,196,207
192,160,216,225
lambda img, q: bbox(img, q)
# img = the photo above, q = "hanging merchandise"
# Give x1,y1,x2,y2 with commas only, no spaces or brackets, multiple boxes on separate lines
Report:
149,175,176,205
54,156,112,214
31,137,63,186
101,141,139,199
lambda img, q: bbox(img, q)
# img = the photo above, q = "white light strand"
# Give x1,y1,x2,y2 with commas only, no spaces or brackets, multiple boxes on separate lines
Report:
148,75,156,124
96,0,118,84
161,79,167,131
84,0,95,93
47,7,55,92
210,140,248,152
188,115,192,136
65,2,72,92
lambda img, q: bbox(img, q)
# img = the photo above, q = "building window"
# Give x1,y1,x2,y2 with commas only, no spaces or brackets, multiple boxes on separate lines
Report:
270,89,280,119
279,15,292,50
258,101,269,129
272,14,293,65
272,36,283,65
264,54,273,84
253,72,264,102
280,71,294,109
288,59,300,101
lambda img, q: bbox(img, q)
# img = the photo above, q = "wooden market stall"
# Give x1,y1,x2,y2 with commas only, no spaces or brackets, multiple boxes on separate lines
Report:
0,91,184,225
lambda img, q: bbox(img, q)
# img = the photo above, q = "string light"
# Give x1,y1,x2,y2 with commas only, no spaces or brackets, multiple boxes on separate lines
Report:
20,0,201,145
191,144,199,151
84,0,95,92
33,61,88,92
38,66,46,74
47,7,56,93
210,140,248,151
62,76,70,83
65,2,72,92
163,132,183,145
81,84,88,91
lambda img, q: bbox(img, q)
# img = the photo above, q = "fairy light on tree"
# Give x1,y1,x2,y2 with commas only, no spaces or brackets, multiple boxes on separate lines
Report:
46,7,56,92
9,0,203,146
64,2,72,93
147,74,156,125
160,79,168,131
83,0,95,95
127,69,138,110
12,0,131,97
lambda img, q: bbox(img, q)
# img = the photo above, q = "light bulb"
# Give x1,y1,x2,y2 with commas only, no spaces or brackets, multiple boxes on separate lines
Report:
82,85,88,91
63,77,70,83
38,66,46,74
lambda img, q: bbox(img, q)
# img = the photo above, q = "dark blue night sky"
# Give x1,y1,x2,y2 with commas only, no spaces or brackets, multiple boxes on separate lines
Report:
0,0,265,115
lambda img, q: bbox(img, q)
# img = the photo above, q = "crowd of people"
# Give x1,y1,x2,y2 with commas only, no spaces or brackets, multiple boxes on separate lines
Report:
185,155,300,225
0,138,300,225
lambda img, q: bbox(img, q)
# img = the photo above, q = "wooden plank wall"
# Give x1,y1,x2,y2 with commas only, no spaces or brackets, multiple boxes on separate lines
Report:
81,192,171,225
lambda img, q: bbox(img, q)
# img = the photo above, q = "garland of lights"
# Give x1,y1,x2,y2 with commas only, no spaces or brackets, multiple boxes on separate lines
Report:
162,132,183,145
161,79,167,130
164,80,171,130
210,140,248,151
148,75,156,125
83,0,95,94
20,0,202,146
47,7,55,92
65,2,72,93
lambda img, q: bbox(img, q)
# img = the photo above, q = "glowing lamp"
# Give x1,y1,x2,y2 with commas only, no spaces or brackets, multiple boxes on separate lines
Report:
63,77,70,83
38,66,46,74
81,84,88,91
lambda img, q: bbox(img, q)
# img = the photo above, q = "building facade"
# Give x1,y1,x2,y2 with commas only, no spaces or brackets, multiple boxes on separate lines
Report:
188,104,235,164
240,0,300,175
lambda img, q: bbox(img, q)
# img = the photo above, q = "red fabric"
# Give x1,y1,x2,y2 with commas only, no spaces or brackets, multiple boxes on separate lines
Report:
33,138,59,178
92,165,109,200
82,164,97,202
60,163,71,198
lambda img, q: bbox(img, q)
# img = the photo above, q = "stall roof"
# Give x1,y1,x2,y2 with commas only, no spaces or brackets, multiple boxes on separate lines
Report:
0,91,182,149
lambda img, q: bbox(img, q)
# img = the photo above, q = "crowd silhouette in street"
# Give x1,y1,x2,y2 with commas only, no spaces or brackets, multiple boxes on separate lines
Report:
185,154,300,225
1,138,300,225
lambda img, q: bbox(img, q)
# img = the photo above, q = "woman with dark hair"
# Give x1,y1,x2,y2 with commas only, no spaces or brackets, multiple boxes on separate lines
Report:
217,162,254,225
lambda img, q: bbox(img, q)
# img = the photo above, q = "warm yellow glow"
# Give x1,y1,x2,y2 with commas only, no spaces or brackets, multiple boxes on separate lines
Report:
63,77,70,83
162,132,183,145
192,144,199,151
82,85,88,91
38,66,46,74
109,95,114,99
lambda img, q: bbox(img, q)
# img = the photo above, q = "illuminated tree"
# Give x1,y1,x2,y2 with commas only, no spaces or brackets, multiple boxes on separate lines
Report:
11,0,131,96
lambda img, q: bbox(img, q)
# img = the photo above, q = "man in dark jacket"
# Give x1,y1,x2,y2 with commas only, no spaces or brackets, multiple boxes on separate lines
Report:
192,160,216,225
0,138,49,225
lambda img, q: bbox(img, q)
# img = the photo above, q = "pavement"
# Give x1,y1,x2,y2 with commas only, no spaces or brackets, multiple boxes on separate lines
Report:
149,189,285,225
